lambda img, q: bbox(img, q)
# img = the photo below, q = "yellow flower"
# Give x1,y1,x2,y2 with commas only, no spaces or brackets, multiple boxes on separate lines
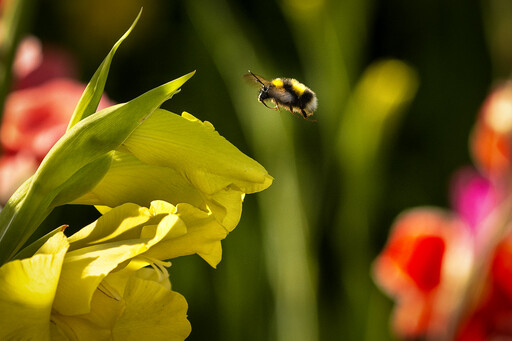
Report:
72,111,272,232
0,11,273,340
0,231,68,340
0,11,272,265
0,199,229,340
0,77,272,265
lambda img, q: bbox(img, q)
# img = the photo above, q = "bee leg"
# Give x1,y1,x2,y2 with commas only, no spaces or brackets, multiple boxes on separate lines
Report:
288,106,302,119
260,100,273,109
302,110,317,122
273,99,280,111
290,106,300,117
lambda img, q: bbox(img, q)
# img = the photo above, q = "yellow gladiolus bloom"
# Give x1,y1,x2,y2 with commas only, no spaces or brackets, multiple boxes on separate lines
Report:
72,110,273,233
0,199,232,340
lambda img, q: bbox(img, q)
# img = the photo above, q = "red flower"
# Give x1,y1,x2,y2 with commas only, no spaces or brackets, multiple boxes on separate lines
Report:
376,80,512,341
12,36,78,90
456,233,512,340
373,209,473,339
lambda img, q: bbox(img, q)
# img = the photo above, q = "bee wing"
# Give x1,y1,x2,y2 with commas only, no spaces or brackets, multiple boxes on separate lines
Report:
243,72,269,88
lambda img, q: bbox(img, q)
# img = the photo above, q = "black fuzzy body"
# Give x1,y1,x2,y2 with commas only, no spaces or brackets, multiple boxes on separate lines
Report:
246,72,317,120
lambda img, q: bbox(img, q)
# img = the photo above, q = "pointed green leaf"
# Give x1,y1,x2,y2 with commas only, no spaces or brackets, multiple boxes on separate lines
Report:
66,9,142,130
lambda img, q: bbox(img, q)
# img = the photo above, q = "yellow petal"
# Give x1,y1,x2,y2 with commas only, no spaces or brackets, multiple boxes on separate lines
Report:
52,267,188,340
67,202,153,250
123,110,273,196
145,200,188,240
51,285,125,341
72,148,254,231
134,267,172,290
71,151,208,211
53,204,176,315
149,200,177,215
113,275,191,341
101,265,171,299
203,188,244,232
0,232,69,340
143,202,228,268
53,242,147,316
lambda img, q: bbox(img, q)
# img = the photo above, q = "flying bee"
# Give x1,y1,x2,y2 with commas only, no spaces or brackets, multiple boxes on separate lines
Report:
244,71,317,121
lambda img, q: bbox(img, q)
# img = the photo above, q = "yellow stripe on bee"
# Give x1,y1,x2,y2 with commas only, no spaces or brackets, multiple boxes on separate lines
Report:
271,78,284,87
291,79,306,95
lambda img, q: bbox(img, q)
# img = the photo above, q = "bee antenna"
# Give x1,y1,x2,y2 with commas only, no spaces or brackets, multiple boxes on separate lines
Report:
248,70,266,87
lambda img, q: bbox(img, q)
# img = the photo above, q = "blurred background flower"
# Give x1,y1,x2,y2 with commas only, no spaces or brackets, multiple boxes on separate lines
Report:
0,34,113,203
374,59,512,340
1,0,511,340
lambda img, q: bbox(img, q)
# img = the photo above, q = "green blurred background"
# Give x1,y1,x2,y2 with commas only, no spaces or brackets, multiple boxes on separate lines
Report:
16,0,508,339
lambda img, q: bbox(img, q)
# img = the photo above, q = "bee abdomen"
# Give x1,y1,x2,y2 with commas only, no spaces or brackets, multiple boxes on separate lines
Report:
299,88,317,112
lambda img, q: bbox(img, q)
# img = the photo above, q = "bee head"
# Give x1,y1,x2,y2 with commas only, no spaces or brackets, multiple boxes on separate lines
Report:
258,87,270,102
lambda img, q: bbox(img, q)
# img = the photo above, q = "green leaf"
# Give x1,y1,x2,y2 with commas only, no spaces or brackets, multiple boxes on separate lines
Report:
66,8,142,130
49,153,114,207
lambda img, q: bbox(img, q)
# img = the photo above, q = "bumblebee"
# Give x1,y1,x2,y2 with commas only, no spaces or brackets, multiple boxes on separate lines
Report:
244,71,317,121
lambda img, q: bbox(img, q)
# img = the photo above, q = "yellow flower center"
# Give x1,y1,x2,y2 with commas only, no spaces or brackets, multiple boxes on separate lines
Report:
142,256,172,281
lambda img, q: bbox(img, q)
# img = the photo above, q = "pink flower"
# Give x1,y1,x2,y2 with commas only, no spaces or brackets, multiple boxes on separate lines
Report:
1,79,112,160
450,167,499,233
0,37,113,205
0,79,113,203
0,152,38,203
12,36,77,90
